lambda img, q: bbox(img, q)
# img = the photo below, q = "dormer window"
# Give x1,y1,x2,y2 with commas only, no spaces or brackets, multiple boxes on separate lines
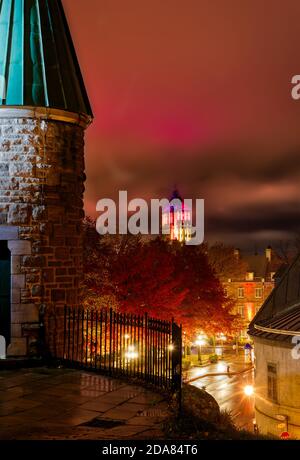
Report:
246,272,254,281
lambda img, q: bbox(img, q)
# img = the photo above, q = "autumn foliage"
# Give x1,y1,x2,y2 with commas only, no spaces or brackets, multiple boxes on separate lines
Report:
81,218,239,340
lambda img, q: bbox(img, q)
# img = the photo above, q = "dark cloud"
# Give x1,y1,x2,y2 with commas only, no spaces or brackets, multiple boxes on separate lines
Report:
207,202,300,234
63,0,300,249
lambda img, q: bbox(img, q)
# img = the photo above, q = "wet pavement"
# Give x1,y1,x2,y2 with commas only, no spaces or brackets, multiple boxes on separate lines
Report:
0,367,170,440
188,357,255,431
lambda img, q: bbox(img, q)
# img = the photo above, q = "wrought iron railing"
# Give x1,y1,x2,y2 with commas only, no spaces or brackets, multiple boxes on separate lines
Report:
46,306,182,395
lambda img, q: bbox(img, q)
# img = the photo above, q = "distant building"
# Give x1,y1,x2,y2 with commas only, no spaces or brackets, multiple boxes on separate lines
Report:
224,247,281,339
249,255,300,439
162,189,192,243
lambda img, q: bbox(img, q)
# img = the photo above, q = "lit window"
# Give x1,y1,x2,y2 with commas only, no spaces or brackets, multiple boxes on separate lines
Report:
246,272,254,281
255,288,263,298
267,364,278,402
238,287,244,298
238,305,244,317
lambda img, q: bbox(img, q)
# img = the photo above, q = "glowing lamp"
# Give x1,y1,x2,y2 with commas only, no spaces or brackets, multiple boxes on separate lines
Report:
125,345,139,360
244,385,254,396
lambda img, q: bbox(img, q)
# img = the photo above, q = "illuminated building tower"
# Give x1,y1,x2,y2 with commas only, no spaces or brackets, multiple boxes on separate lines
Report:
162,188,192,243
0,0,92,357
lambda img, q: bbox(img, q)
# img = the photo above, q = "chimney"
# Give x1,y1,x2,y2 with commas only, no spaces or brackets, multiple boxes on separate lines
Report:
266,246,272,262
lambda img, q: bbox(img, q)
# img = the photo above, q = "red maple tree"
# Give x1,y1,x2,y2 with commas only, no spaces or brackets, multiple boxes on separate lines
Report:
82,219,238,340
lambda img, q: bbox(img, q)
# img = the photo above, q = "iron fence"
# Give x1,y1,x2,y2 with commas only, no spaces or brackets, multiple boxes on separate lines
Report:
48,306,182,395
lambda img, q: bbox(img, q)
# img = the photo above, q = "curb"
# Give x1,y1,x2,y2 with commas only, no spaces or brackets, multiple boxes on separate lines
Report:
185,365,254,384
0,358,45,371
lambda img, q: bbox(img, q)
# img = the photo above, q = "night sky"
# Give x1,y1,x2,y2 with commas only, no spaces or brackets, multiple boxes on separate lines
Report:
63,0,300,249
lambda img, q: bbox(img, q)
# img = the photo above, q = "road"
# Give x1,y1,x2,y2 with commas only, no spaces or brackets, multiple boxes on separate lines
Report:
187,358,255,431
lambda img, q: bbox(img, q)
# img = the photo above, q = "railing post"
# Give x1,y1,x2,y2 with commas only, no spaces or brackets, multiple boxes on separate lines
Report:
109,308,113,375
144,313,148,381
172,320,182,413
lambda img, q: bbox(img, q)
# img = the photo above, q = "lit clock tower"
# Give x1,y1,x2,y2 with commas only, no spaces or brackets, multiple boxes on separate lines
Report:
162,188,192,243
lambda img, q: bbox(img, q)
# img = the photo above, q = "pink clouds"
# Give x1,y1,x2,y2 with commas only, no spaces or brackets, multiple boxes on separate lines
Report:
62,0,300,247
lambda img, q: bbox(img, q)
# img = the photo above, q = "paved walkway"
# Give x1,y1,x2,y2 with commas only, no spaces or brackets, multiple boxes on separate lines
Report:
0,367,170,440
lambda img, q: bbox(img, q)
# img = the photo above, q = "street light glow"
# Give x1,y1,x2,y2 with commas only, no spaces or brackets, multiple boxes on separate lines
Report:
217,363,227,372
244,385,254,396
125,345,139,360
218,333,227,342
195,334,207,347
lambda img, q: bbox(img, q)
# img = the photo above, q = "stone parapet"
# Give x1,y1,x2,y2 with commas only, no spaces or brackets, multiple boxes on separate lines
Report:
0,114,86,357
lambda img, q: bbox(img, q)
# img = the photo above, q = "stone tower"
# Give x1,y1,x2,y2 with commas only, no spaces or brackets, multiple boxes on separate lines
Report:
0,0,92,357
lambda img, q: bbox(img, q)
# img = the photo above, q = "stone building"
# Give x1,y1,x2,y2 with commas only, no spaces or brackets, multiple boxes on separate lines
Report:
249,255,300,439
224,247,280,339
0,0,92,357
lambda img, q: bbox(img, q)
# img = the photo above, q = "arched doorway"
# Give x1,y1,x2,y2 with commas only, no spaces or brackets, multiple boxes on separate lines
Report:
0,241,11,347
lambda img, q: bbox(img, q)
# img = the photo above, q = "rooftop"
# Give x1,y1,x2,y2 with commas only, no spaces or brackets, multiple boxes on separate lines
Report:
0,0,92,117
249,254,300,343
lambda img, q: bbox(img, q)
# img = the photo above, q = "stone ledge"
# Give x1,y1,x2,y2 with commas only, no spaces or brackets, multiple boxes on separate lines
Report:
0,225,18,239
8,240,31,255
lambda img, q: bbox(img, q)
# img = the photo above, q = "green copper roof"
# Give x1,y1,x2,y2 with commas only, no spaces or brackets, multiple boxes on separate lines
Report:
0,0,92,116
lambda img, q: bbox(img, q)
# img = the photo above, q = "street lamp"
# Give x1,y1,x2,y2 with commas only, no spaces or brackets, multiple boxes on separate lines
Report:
125,345,139,361
217,333,227,358
195,335,206,365
244,385,254,396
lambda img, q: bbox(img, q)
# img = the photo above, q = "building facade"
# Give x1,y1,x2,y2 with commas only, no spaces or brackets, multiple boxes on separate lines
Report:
224,248,280,339
0,0,92,357
249,255,300,439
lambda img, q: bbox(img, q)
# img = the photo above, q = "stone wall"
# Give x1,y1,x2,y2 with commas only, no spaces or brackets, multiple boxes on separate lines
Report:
254,337,300,439
0,116,86,357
